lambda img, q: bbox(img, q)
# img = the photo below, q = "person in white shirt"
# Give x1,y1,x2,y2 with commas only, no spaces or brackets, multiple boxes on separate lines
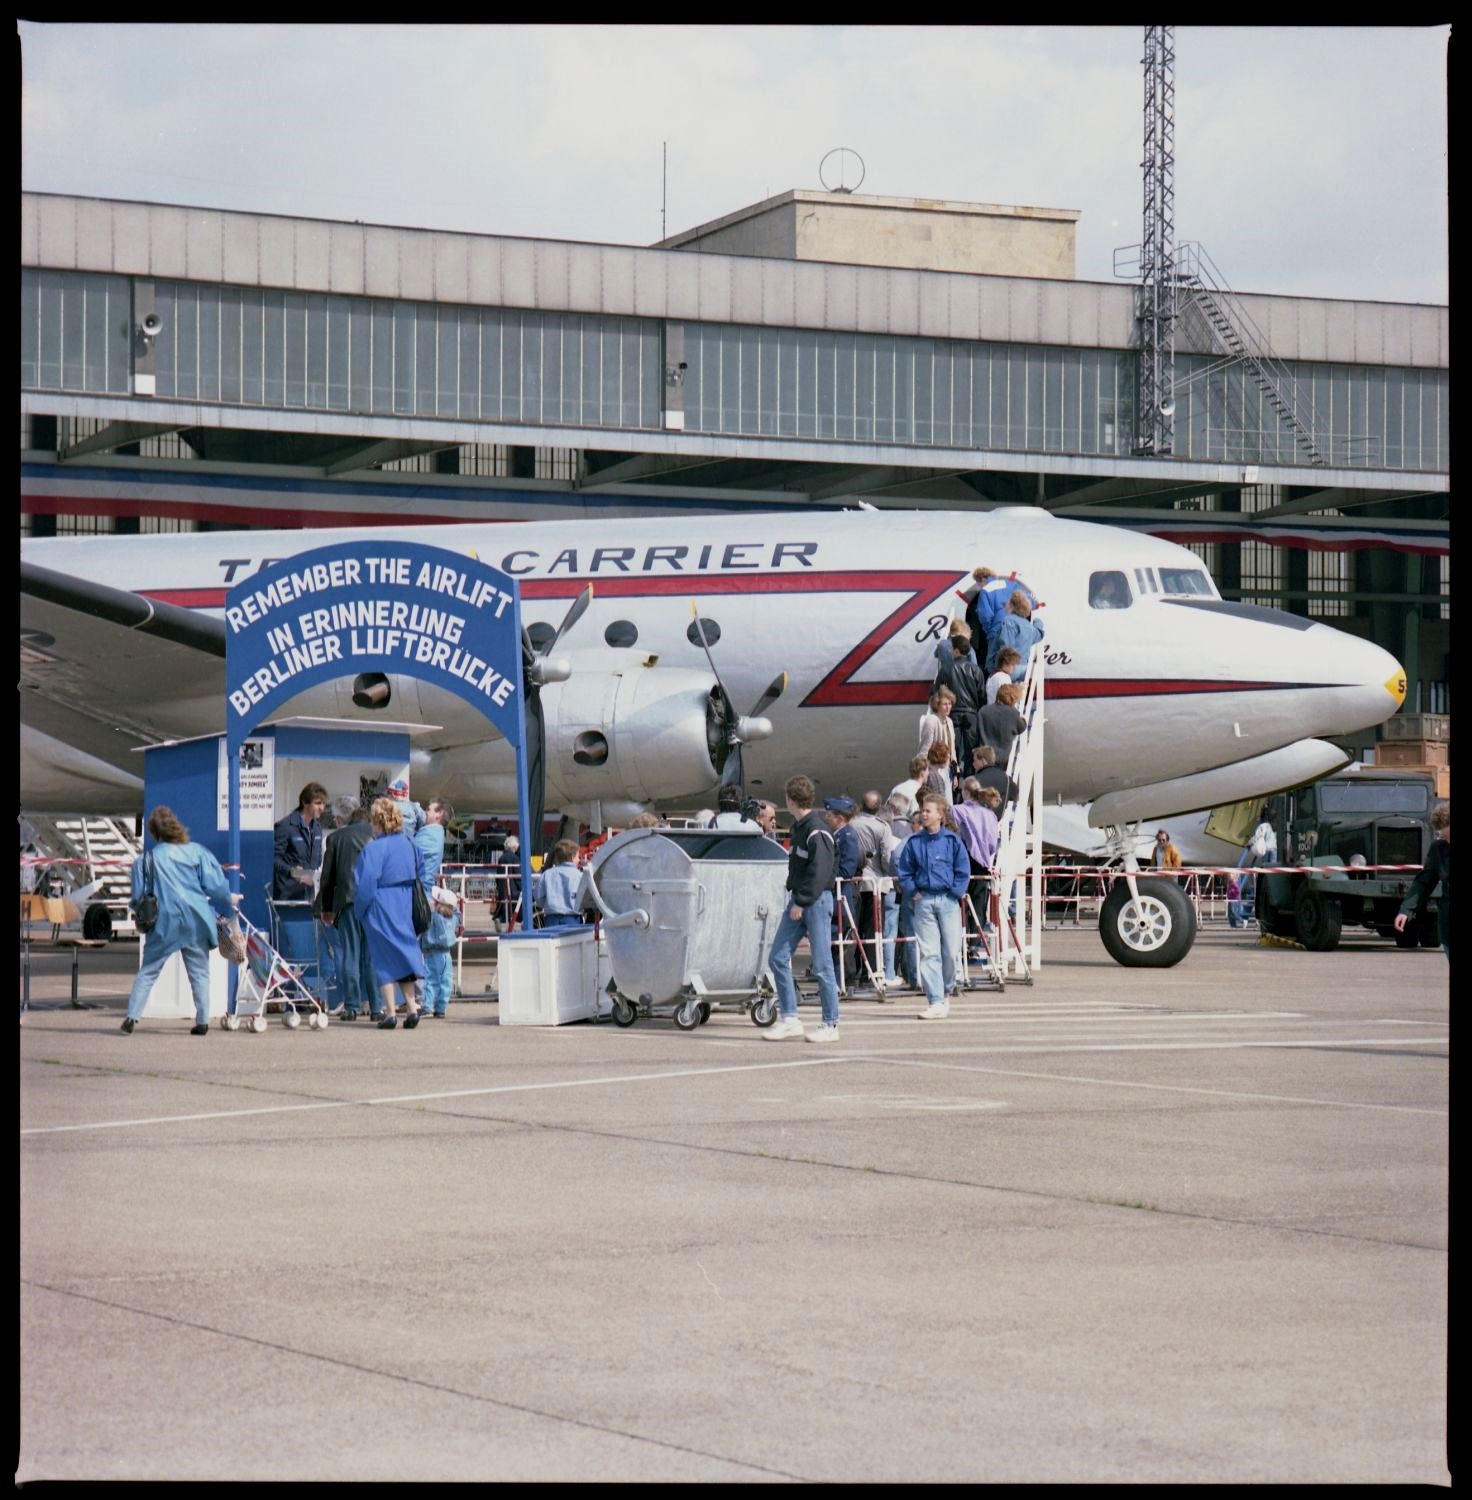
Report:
985,647,1023,704
918,687,957,763
710,784,760,831
888,754,931,817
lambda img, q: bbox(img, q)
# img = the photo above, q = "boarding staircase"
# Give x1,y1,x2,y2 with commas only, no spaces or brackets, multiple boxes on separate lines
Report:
1172,242,1329,468
980,647,1045,984
23,815,141,938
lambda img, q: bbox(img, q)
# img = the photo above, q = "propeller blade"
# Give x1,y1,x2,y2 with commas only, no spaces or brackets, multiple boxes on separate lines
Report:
719,742,744,789
688,602,728,701
545,583,594,658
746,672,787,720
524,689,547,871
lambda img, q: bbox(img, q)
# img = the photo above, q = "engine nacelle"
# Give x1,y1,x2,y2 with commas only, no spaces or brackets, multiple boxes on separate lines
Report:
415,652,727,812
540,652,723,807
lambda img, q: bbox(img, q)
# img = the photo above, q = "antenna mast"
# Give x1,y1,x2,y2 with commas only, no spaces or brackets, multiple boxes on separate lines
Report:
1137,24,1177,456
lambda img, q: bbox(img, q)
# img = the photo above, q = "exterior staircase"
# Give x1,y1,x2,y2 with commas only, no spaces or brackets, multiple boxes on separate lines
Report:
24,815,141,938
1173,241,1329,468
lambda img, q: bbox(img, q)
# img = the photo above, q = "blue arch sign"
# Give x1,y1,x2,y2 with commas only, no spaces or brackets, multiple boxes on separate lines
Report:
223,539,534,929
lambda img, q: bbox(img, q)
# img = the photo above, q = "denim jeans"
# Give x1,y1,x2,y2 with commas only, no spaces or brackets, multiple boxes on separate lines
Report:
768,890,839,1026
896,896,917,985
422,946,453,1013
334,905,378,1014
542,912,582,929
881,888,899,981
128,945,211,1024
911,893,963,1007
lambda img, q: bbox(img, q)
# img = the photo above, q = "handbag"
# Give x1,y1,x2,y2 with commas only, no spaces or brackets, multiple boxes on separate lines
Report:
133,850,159,935
217,913,247,964
411,879,432,936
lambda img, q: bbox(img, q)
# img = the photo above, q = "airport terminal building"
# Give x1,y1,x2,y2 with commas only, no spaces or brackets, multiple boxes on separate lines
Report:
19,187,1450,752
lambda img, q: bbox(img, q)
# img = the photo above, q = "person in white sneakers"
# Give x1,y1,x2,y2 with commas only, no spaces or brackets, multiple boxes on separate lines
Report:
894,792,971,1019
763,775,842,1043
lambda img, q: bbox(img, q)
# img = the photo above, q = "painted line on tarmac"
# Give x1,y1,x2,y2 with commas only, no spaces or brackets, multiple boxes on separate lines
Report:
852,1051,1449,1115
17,1056,846,1137
831,1010,1309,1029
847,1035,1449,1055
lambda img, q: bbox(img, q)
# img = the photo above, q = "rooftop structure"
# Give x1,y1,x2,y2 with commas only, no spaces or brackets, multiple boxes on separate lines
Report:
657,189,1081,280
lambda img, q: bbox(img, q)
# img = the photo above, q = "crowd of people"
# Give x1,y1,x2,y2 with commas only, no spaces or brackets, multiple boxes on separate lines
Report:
121,566,1050,1036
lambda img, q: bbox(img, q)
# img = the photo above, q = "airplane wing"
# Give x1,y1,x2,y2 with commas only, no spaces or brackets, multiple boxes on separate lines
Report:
21,562,229,808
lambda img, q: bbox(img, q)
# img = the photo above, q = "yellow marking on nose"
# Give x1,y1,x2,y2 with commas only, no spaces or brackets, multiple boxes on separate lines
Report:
1384,666,1407,706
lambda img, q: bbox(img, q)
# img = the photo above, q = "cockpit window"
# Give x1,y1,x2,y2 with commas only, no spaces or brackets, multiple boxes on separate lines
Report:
1158,567,1215,598
1089,570,1132,609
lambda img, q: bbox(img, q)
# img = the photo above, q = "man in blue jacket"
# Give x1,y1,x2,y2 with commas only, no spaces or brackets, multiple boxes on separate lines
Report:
763,775,842,1043
272,782,327,901
895,793,971,1020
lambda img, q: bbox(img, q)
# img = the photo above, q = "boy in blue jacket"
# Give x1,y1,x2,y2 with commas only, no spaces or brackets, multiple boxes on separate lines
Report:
894,793,971,1019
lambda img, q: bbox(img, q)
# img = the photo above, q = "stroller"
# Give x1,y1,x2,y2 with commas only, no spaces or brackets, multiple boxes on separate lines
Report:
222,909,330,1033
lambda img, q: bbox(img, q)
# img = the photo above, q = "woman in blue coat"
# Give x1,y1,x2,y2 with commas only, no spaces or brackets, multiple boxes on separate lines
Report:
353,797,427,1030
986,591,1045,677
122,805,237,1035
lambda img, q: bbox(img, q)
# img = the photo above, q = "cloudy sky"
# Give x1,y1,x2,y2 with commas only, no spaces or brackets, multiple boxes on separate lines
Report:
19,23,1449,304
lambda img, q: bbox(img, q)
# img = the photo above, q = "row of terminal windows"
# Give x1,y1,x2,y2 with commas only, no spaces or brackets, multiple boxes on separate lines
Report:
682,323,1131,455
19,268,1449,472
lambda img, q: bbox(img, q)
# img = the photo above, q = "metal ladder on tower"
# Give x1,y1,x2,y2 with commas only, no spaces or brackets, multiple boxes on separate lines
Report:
1173,241,1329,468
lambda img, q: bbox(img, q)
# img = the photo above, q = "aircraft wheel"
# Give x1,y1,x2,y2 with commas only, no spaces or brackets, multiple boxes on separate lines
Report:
1293,887,1342,951
673,998,701,1031
1099,878,1196,968
751,996,777,1028
82,904,114,942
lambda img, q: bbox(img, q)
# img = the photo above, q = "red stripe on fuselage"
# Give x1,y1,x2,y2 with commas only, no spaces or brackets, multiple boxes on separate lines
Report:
1047,679,1315,699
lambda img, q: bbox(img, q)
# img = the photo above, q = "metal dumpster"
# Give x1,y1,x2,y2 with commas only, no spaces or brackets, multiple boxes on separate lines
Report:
584,827,789,1030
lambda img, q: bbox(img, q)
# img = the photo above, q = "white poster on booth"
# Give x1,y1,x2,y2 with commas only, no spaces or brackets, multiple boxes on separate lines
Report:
218,737,275,831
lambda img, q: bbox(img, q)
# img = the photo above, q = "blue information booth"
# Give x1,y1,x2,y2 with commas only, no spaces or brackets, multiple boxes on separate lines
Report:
141,722,414,941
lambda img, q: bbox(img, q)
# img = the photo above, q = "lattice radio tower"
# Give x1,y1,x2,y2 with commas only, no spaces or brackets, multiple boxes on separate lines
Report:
1137,24,1177,456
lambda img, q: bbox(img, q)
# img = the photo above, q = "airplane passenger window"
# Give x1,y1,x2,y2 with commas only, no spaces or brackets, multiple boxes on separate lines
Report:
604,620,639,648
1088,571,1132,609
1158,568,1215,598
687,619,721,647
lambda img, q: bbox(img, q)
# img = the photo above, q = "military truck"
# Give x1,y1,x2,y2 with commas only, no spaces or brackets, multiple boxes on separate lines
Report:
1254,767,1442,951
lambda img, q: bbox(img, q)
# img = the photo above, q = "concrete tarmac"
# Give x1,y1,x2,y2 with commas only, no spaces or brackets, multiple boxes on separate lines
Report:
18,929,1448,1483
